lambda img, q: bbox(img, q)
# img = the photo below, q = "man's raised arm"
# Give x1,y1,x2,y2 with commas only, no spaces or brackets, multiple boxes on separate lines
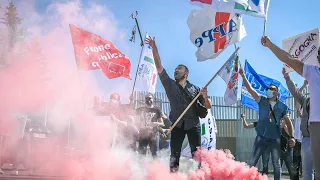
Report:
282,68,305,106
261,36,304,76
239,67,261,102
145,37,164,74
283,114,296,147
299,80,308,93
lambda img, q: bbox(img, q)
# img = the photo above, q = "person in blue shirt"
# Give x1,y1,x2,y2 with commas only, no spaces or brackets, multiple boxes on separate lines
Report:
241,113,270,175
239,67,295,180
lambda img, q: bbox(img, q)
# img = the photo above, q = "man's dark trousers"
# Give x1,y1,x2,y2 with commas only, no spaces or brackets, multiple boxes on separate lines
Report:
170,123,201,172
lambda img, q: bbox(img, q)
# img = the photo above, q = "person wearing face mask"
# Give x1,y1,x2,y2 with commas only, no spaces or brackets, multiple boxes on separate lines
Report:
261,36,320,180
241,113,270,175
135,93,164,157
145,37,211,172
239,67,295,180
93,93,135,149
93,93,134,121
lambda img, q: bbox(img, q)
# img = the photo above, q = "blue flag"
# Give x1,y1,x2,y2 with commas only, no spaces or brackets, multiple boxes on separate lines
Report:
241,60,290,111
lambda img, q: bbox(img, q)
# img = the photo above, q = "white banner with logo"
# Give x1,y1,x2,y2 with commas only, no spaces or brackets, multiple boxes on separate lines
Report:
187,10,247,61
218,53,239,105
282,28,320,73
181,110,216,158
135,33,157,93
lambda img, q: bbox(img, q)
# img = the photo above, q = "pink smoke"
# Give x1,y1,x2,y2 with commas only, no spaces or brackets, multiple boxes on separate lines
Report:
0,1,267,180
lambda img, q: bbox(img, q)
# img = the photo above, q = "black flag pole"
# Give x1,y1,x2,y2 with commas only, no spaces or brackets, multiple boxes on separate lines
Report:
130,11,145,98
132,11,144,47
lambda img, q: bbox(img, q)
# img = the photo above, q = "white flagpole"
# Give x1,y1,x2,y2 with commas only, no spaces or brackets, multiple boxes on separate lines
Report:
263,0,270,36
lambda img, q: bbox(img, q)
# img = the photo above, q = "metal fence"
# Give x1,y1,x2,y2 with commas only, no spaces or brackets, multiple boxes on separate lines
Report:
134,87,309,170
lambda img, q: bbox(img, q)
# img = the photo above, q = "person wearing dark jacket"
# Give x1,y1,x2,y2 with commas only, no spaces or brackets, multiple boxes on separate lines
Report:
145,37,211,172
283,68,314,180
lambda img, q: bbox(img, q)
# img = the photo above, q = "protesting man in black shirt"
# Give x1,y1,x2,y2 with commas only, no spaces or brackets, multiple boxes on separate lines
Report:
145,37,212,172
136,93,164,157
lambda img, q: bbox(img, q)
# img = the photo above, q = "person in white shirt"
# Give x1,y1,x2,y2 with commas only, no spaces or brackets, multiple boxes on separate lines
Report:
261,36,320,180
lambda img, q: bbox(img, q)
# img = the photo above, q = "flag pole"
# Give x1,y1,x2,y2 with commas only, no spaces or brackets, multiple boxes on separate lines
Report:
263,19,267,36
263,0,270,36
69,24,87,110
167,47,240,135
130,11,145,97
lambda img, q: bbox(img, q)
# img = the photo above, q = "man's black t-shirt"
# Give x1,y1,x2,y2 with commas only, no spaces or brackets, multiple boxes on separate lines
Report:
136,107,162,139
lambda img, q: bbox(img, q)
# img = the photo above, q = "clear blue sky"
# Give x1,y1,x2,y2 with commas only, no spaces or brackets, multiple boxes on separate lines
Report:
33,0,320,103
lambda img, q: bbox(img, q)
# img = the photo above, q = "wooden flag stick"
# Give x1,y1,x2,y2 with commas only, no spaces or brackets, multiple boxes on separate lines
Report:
167,47,240,135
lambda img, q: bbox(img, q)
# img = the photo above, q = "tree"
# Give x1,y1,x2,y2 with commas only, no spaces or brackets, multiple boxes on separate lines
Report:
0,0,25,66
1,0,21,48
25,37,53,94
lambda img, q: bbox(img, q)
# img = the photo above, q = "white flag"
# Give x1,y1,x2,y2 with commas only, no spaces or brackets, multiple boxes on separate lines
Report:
135,33,158,94
187,10,246,61
189,0,270,18
218,53,239,105
181,110,216,158
282,28,320,73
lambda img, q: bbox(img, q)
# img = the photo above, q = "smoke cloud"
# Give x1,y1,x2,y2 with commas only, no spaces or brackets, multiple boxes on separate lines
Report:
0,0,266,179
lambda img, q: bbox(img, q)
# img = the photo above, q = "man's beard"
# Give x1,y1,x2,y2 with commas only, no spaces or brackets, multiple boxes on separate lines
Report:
174,75,184,82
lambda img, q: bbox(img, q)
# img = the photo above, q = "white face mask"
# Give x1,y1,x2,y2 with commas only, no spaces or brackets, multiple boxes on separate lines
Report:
110,99,119,104
266,89,274,98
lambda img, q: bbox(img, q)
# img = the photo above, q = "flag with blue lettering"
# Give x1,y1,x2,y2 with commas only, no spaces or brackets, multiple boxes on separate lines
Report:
187,10,247,61
241,60,290,111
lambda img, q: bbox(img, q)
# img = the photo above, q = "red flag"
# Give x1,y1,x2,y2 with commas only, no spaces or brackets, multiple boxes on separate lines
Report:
69,24,131,79
190,0,212,5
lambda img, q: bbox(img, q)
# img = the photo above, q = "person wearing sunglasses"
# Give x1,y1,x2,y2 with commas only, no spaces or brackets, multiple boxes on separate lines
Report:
241,113,270,175
239,67,295,180
261,36,320,180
